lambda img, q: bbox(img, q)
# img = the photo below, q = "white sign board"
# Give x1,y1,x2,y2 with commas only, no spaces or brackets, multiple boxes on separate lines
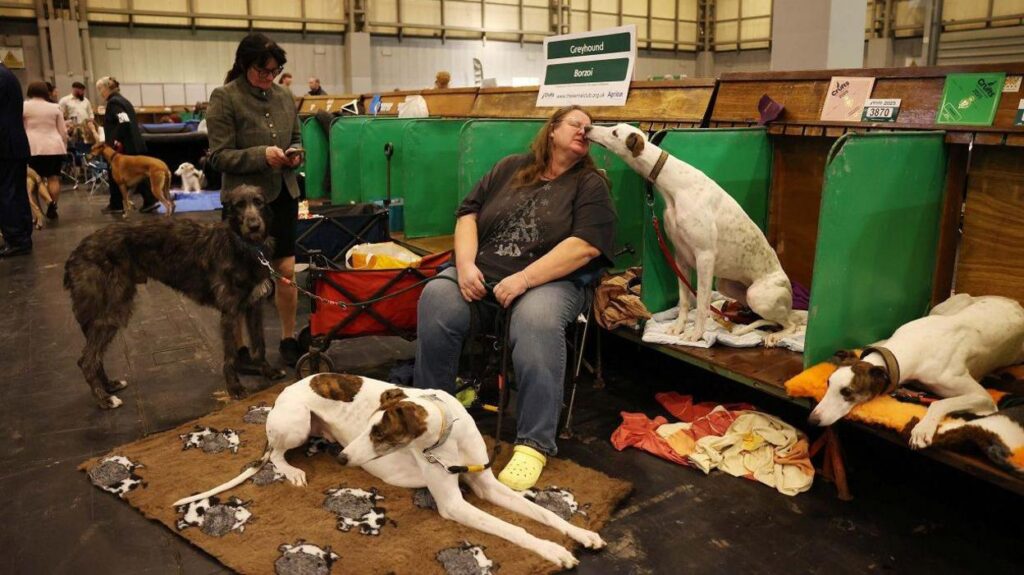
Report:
536,25,636,107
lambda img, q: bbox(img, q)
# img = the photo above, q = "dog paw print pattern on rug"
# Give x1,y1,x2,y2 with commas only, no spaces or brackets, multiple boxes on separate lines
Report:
322,487,389,536
251,460,287,486
87,455,145,498
243,404,272,425
412,484,470,510
275,540,340,575
305,436,342,457
524,486,589,521
175,496,253,536
436,542,496,575
180,426,242,454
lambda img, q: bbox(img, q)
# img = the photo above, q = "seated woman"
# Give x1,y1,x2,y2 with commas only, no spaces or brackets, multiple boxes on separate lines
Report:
414,105,616,491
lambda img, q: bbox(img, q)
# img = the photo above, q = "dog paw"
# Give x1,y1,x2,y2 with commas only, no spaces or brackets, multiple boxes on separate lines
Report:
569,527,606,549
262,365,288,381
666,320,686,336
763,333,782,348
100,395,123,409
536,540,578,568
282,467,307,487
104,379,129,393
909,421,937,449
681,327,704,343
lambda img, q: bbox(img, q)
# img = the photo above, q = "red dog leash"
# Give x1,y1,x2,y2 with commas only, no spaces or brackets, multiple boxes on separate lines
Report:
650,213,727,319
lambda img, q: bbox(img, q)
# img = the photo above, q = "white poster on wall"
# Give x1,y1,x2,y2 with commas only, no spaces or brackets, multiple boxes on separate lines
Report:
536,25,636,107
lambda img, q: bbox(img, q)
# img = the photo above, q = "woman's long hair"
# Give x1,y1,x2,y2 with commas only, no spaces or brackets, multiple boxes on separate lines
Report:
511,105,607,189
224,33,287,85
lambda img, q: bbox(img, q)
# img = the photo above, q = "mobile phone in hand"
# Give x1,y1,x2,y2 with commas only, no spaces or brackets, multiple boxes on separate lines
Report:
285,147,305,160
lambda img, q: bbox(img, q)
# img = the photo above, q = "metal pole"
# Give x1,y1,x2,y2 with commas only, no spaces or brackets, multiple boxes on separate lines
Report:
882,0,891,38
928,0,942,65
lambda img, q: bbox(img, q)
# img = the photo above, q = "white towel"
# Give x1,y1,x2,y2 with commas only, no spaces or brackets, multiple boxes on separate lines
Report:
641,294,806,353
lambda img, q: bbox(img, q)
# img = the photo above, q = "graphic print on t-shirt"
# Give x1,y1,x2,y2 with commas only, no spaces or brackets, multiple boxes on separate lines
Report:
490,191,550,259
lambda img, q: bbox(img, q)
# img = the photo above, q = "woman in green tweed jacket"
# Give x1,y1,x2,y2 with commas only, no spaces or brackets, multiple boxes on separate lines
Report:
207,33,304,368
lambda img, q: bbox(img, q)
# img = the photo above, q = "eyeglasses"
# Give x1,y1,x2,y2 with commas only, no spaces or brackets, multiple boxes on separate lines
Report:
251,65,284,80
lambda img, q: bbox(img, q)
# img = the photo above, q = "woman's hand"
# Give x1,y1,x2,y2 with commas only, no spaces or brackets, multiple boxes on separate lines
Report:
493,272,530,308
457,262,488,302
265,146,289,168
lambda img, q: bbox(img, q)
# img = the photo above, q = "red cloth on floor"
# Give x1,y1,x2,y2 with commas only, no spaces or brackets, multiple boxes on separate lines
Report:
655,392,755,440
609,412,690,466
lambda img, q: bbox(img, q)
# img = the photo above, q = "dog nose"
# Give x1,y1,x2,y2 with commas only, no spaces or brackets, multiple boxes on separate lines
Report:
807,413,820,426
583,125,592,134
336,452,349,466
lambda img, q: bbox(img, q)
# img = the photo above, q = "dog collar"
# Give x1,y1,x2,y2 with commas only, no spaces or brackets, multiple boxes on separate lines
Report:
422,394,457,453
647,150,669,184
860,346,901,394
420,394,492,474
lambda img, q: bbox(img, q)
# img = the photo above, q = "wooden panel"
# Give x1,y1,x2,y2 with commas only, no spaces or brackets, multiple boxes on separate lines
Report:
932,145,968,305
713,63,1024,140
358,88,479,118
299,94,360,116
470,80,715,122
768,137,831,289
956,147,1024,303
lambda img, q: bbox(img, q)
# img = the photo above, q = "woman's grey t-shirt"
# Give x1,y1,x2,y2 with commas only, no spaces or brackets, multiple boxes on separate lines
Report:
456,154,616,282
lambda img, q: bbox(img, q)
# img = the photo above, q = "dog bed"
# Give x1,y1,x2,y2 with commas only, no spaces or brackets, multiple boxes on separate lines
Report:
79,383,632,575
785,356,1024,475
156,190,222,214
642,295,807,352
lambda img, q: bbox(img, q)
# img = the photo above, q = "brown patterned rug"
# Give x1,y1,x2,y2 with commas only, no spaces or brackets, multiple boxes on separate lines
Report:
80,383,632,575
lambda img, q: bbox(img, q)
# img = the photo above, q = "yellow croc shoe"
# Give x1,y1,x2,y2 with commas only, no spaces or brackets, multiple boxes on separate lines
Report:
497,445,547,491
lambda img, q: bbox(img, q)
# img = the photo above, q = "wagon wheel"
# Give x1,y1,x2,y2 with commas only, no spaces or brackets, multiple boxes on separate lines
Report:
297,325,312,354
295,351,335,379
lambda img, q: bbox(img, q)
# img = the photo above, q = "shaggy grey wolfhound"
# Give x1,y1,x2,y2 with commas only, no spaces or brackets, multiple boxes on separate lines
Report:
64,185,286,409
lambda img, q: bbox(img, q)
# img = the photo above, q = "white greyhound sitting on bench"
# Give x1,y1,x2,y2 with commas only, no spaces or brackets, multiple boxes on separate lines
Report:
174,373,605,568
585,123,802,346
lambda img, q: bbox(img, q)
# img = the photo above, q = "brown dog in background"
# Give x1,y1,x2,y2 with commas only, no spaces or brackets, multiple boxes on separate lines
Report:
91,142,175,216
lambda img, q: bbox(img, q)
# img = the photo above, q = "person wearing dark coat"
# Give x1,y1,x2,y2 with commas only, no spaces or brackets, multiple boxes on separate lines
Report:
95,76,159,214
0,62,33,257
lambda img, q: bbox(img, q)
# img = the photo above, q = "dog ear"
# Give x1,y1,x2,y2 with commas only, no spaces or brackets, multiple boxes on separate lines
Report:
829,349,859,366
626,133,645,158
851,362,890,396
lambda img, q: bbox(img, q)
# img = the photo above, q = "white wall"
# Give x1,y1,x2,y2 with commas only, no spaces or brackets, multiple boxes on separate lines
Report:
88,26,345,99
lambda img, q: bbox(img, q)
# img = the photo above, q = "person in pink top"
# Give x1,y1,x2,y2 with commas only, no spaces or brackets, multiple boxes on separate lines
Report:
23,80,67,220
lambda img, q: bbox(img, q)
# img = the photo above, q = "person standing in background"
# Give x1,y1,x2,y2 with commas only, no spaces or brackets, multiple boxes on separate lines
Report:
23,81,67,220
307,77,325,96
60,81,95,139
0,63,33,257
95,76,160,215
207,33,304,369
278,72,293,89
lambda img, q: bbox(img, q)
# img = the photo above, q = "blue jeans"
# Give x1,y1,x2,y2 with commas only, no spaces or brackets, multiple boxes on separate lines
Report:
414,267,584,455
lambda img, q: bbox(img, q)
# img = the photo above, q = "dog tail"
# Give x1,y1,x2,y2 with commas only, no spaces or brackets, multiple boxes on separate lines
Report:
171,442,271,507
731,319,777,336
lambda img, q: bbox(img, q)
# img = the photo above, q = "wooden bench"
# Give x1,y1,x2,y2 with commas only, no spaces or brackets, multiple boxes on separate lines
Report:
630,64,1024,497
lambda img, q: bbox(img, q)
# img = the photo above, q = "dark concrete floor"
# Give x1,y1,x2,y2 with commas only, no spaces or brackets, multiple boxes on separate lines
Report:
0,188,1020,575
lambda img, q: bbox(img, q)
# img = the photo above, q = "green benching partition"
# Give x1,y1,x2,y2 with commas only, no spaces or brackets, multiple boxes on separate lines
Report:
804,132,947,366
300,117,329,199
329,117,371,205
640,128,772,314
358,118,419,204
401,119,469,238
457,119,543,201
458,119,644,270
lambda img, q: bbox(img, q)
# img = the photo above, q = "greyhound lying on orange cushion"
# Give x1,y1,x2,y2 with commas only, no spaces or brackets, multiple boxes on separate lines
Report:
91,142,175,216
809,294,1024,449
